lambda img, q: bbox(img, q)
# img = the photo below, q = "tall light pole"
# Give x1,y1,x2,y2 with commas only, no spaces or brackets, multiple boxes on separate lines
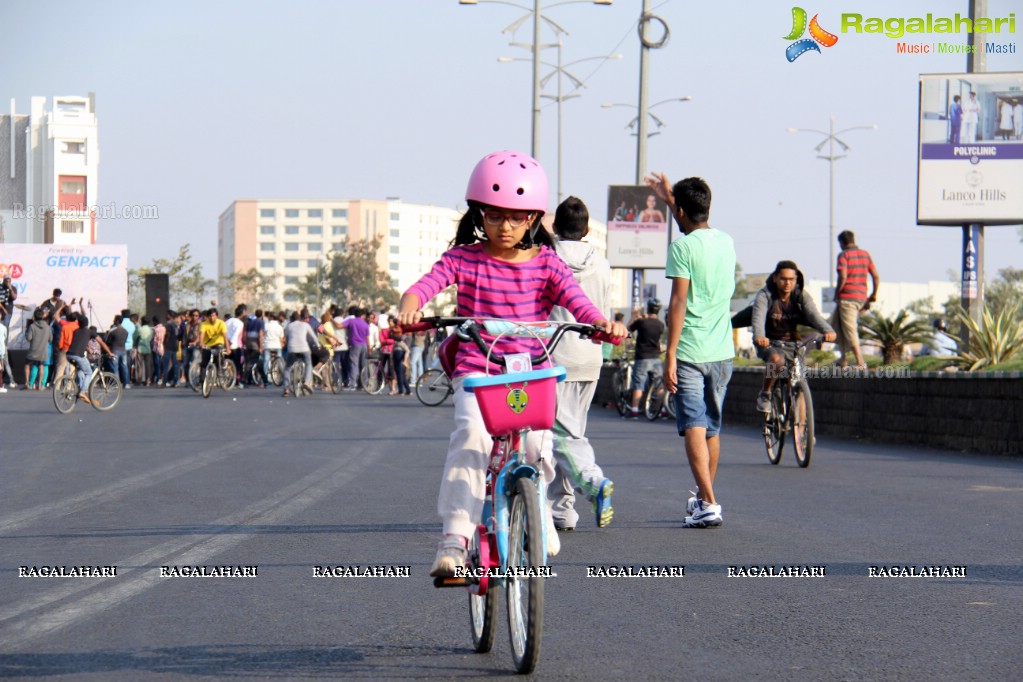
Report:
501,45,622,202
787,117,877,287
602,96,692,138
459,0,613,160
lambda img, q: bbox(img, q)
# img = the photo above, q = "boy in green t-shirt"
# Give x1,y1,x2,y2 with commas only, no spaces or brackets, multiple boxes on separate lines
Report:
646,173,735,529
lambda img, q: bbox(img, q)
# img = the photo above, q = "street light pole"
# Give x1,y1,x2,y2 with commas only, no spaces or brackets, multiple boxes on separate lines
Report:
787,117,877,287
459,0,613,160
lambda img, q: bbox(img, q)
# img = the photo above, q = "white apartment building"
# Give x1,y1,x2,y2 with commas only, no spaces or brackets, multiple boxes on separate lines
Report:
219,197,629,309
0,94,100,245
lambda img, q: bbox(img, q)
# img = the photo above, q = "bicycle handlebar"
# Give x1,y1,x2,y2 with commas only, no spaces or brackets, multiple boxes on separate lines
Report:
398,317,621,371
771,335,823,351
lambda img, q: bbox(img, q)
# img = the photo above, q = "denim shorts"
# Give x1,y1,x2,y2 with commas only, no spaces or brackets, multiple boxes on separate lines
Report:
673,359,733,437
631,358,662,392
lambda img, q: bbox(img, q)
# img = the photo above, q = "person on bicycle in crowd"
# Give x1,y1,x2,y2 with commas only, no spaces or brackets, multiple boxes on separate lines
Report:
547,196,615,531
263,310,285,385
397,150,626,578
313,311,340,385
198,308,229,383
282,310,319,397
184,309,203,373
625,298,665,419
919,318,958,357
752,260,835,413
243,309,266,386
66,313,113,403
225,306,246,388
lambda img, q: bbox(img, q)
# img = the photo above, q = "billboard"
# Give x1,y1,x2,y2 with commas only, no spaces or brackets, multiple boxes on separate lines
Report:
917,72,1023,225
0,244,128,348
605,185,670,269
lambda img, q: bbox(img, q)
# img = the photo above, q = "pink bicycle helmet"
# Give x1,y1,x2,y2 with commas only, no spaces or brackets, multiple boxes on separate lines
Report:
465,150,548,213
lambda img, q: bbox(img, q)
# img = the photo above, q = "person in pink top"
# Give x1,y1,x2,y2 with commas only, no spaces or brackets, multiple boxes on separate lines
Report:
397,150,626,577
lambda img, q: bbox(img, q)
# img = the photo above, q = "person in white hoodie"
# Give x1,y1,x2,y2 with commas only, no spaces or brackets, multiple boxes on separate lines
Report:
547,197,615,531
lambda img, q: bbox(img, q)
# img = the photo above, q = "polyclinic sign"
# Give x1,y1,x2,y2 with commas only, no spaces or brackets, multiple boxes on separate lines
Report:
0,244,127,349
917,72,1023,225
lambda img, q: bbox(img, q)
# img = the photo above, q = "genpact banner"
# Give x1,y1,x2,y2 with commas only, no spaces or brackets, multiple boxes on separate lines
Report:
0,244,128,349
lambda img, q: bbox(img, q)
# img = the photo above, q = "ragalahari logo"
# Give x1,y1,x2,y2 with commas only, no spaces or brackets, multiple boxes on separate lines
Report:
784,7,839,61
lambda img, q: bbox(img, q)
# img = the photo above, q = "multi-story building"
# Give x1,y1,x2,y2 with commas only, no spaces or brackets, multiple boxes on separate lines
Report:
219,197,627,309
0,94,100,245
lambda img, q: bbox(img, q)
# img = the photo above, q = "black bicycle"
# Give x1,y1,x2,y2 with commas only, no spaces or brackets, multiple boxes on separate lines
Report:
415,368,453,406
763,336,819,468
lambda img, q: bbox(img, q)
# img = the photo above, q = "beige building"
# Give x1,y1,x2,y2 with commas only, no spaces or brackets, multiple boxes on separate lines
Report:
218,197,628,309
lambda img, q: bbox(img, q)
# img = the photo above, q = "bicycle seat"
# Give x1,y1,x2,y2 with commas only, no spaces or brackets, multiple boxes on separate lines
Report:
438,335,459,378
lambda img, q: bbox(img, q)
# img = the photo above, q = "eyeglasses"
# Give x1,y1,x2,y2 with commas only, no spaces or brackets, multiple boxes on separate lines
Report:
480,207,534,229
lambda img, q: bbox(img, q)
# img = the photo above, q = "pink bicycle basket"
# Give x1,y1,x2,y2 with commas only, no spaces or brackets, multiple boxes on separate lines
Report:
463,366,566,437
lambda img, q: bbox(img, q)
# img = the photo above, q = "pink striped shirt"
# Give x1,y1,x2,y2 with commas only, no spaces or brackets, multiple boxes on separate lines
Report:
404,244,603,376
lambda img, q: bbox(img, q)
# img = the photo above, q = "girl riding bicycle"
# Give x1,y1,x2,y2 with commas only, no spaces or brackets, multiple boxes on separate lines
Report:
397,150,626,577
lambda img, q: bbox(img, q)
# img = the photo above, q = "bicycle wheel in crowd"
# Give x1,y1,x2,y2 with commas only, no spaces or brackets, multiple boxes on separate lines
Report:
188,362,201,392
219,361,237,391
506,476,545,674
665,386,677,419
642,376,665,421
132,352,144,386
361,359,383,395
269,356,285,386
763,384,787,465
248,361,262,387
468,526,498,654
53,376,78,414
88,371,122,411
791,380,815,468
289,361,310,398
612,367,629,416
202,364,216,399
415,369,452,407
329,362,342,394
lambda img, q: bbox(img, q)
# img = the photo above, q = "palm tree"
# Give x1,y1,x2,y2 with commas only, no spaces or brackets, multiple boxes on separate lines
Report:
858,310,931,365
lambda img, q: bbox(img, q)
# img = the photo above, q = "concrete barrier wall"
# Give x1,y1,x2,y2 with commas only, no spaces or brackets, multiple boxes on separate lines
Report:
720,367,1022,456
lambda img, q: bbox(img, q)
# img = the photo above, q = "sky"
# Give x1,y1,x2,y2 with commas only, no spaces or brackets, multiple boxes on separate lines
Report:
2,0,1021,289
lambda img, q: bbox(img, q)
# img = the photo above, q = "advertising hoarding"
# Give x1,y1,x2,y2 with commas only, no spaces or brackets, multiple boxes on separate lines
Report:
0,244,128,348
917,72,1023,225
605,185,670,269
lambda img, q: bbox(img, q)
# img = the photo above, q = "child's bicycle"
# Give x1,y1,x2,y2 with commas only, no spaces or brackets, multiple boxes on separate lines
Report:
401,316,618,674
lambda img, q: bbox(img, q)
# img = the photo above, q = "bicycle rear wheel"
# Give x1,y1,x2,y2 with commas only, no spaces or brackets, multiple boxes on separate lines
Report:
764,384,787,465
269,356,285,386
468,528,498,653
642,376,665,421
792,380,815,468
415,369,451,407
665,386,677,419
289,360,311,397
53,376,78,414
328,361,342,394
506,477,544,674
88,371,122,411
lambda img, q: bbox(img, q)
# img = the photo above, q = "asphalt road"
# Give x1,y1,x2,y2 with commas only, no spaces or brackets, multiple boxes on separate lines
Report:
1,385,1020,681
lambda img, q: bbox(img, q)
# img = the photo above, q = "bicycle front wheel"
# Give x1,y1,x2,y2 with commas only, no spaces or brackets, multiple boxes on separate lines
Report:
642,376,665,421
468,528,498,653
188,362,201,392
613,368,631,416
665,385,677,419
202,365,216,398
361,359,384,395
328,361,342,394
764,384,787,465
219,361,237,390
289,360,309,397
506,477,544,674
88,371,122,411
53,376,78,414
792,380,815,468
415,369,451,407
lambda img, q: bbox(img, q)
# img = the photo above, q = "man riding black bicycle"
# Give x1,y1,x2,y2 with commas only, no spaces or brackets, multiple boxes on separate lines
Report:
198,308,230,382
751,261,835,413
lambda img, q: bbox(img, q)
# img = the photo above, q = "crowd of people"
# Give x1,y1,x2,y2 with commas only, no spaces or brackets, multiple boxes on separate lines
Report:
0,292,443,398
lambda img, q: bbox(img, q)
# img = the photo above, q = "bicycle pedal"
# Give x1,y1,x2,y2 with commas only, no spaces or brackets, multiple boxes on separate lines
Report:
432,576,469,588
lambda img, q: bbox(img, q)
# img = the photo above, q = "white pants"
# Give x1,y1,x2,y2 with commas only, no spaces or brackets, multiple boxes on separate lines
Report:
439,374,555,539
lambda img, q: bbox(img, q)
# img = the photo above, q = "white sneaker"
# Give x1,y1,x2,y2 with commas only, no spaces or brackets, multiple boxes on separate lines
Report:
546,515,560,557
430,538,468,578
0,387,7,393
686,490,699,516
683,500,723,528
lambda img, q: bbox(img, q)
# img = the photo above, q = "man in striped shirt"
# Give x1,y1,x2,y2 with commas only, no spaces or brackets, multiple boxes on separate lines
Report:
829,230,879,369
